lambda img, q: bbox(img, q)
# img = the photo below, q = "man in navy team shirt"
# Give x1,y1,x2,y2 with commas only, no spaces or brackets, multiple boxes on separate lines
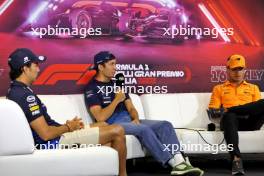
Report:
84,51,204,176
6,48,127,176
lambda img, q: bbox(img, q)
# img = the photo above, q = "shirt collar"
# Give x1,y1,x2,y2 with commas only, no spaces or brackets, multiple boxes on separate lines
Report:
11,80,33,92
11,80,27,87
93,77,113,84
224,80,248,86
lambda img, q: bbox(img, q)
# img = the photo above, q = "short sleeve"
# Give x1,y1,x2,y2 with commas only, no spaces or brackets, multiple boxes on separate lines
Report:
208,85,221,109
252,85,261,101
84,87,101,108
18,93,44,123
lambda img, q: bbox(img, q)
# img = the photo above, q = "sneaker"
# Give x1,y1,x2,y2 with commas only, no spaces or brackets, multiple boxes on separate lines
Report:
184,157,204,176
184,156,194,167
232,160,245,175
171,162,203,176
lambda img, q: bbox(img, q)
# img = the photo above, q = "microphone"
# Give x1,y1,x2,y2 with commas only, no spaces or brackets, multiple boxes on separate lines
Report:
115,73,125,87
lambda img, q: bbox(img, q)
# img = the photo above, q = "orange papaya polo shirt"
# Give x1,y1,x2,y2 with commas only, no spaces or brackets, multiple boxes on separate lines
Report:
209,80,261,109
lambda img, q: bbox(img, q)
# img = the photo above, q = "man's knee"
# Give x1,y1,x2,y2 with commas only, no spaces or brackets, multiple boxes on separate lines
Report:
159,120,174,129
110,124,125,137
223,112,237,123
139,125,153,135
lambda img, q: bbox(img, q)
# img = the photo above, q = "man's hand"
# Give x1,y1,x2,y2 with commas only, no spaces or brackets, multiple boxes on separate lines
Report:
132,119,140,125
66,116,84,132
115,89,126,104
207,108,225,121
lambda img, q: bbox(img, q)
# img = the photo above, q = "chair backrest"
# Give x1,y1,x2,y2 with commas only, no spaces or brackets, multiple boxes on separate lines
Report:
38,93,145,125
38,94,91,124
129,94,145,119
140,93,212,128
0,99,35,156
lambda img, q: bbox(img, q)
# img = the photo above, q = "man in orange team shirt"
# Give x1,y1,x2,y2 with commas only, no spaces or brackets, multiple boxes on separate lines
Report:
208,54,264,175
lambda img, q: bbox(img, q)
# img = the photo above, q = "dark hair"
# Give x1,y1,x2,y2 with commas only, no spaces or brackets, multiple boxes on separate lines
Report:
96,58,116,72
9,62,32,80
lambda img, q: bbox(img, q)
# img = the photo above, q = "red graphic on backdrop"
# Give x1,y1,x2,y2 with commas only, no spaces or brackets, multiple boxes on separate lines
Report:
34,64,192,86
34,64,96,85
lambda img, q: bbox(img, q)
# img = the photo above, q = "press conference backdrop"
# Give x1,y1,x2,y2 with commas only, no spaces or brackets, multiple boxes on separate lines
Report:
0,0,263,96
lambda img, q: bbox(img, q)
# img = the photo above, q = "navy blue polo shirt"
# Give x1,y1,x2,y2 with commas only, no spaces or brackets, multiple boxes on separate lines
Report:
84,78,130,124
6,80,61,147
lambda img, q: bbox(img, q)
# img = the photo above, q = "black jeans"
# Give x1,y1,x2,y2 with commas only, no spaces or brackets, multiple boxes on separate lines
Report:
220,99,264,160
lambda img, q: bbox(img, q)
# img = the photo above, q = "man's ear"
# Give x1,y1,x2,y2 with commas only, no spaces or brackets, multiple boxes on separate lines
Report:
21,66,26,73
22,65,30,74
98,64,104,71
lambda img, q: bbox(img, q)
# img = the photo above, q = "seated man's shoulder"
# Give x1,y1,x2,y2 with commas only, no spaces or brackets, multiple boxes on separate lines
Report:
245,82,260,93
7,88,41,117
212,82,226,90
245,82,259,88
84,80,99,99
8,86,32,102
85,79,97,89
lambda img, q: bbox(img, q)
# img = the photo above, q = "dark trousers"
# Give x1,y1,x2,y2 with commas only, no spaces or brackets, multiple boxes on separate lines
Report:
220,99,264,160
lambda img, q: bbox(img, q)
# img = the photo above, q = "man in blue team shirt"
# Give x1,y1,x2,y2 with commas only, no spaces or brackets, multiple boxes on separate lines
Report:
84,51,204,176
6,48,127,176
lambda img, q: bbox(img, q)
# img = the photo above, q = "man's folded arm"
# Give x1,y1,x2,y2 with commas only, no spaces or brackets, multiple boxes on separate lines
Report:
89,99,120,122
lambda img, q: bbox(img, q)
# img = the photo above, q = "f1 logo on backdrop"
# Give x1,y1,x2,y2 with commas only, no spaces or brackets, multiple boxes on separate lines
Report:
34,64,192,86
34,64,96,85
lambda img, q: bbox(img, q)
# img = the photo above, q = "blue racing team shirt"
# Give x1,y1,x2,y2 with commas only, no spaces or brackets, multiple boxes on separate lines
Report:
6,80,61,147
84,78,131,124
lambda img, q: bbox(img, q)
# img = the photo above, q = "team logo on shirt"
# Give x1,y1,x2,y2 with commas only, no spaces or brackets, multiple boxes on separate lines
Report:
26,95,36,103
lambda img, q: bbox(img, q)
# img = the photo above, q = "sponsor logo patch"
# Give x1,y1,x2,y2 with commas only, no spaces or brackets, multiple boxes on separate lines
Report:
32,110,40,116
103,101,111,104
28,102,37,108
26,95,36,103
86,90,94,98
30,105,40,112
